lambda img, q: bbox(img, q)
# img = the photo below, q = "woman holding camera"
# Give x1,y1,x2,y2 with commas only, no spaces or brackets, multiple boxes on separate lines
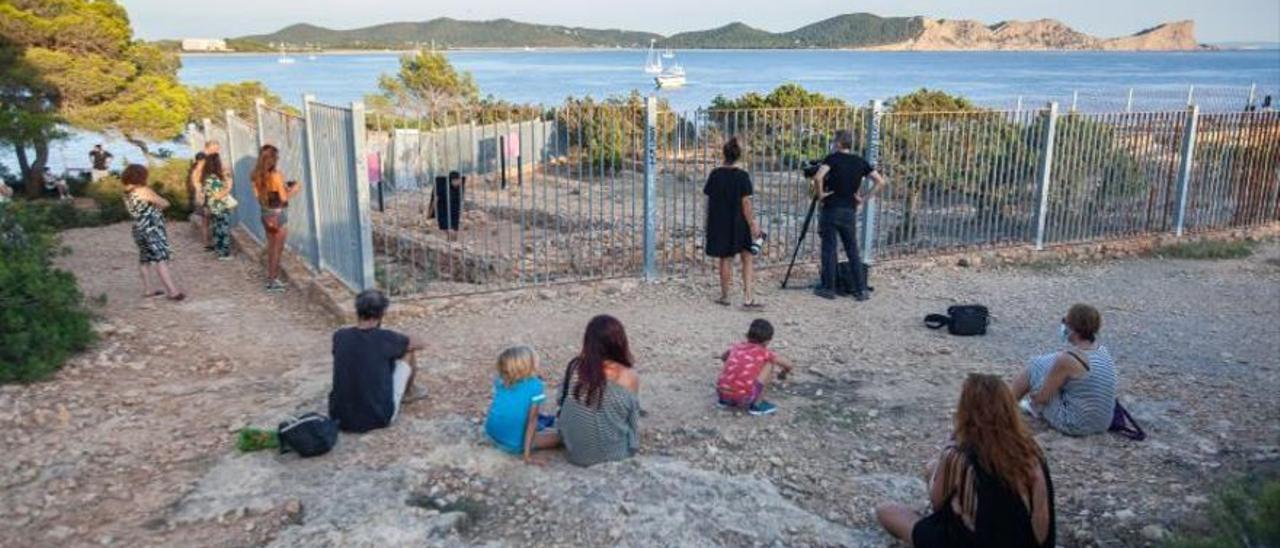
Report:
704,137,762,309
251,144,302,293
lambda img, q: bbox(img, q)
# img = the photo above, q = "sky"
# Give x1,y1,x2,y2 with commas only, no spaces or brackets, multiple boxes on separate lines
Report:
122,0,1280,44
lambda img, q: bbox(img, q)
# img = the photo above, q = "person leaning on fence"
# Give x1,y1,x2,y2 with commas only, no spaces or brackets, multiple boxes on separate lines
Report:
434,170,465,241
876,373,1056,548
704,136,763,309
192,151,236,260
557,314,641,467
810,130,884,301
252,144,303,293
192,141,221,251
328,289,428,433
1010,303,1117,436
120,164,185,301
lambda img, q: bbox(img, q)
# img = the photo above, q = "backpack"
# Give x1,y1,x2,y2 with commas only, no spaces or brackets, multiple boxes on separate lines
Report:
278,412,338,457
836,261,873,294
924,305,989,336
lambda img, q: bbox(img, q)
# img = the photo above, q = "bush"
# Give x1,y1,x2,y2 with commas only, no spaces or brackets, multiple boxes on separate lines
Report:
1167,477,1280,548
0,203,96,383
1155,239,1257,260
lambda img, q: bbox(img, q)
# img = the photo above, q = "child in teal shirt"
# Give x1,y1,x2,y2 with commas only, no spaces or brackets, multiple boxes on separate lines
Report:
484,346,561,462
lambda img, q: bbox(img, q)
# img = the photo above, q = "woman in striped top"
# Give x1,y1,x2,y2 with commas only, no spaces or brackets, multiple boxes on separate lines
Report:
1011,303,1117,436
557,315,640,467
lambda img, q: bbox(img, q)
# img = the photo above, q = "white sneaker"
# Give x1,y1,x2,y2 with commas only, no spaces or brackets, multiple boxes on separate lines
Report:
1019,398,1040,419
266,279,286,292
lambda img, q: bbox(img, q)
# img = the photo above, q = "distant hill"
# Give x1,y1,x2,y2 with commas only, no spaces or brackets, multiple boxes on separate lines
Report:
231,14,1205,51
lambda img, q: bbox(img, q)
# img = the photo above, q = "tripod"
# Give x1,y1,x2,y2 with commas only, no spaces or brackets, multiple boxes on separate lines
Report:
781,195,819,289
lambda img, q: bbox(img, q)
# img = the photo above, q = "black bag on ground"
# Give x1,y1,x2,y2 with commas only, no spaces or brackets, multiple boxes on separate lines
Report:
924,305,990,336
278,412,338,457
836,261,873,294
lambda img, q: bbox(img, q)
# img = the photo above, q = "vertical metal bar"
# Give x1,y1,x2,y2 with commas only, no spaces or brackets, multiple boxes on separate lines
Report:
1071,91,1079,113
1186,85,1195,107
1016,96,1023,114
642,96,658,280
1247,83,1257,110
1126,88,1134,113
349,101,376,290
1174,105,1200,236
301,95,325,270
860,100,882,263
253,98,267,147
1033,102,1060,250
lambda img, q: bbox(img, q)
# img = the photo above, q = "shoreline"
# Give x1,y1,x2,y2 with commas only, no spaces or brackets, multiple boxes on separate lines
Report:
178,46,1242,57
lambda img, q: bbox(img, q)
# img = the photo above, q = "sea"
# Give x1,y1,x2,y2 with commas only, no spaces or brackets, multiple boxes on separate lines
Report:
13,49,1280,172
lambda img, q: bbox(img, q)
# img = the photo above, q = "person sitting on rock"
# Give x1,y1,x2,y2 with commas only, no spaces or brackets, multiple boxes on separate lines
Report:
485,345,561,463
557,315,640,467
715,319,794,416
876,373,1056,548
328,289,427,433
1010,303,1117,436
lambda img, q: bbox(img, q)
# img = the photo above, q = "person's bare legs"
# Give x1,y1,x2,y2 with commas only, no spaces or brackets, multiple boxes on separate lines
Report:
753,362,774,402
267,227,287,281
875,503,920,543
740,250,755,304
718,257,732,303
531,431,561,449
138,263,155,296
154,261,182,297
1010,367,1032,400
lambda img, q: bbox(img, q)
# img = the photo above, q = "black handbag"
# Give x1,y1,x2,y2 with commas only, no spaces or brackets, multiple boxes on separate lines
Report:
278,412,338,457
924,305,989,336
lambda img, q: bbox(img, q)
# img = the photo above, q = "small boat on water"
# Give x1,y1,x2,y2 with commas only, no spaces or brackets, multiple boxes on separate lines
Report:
643,39,663,75
277,45,295,64
655,63,686,88
662,48,675,59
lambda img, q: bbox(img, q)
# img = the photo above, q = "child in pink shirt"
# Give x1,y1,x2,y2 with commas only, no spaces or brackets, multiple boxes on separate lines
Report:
716,319,794,415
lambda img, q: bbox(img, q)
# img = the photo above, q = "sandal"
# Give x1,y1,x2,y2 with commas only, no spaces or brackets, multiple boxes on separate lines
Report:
742,301,765,310
166,292,186,302
144,290,165,298
714,297,731,307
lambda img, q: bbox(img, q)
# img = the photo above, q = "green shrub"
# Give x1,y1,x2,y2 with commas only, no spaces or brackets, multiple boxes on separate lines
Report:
88,158,195,223
0,203,96,383
1155,239,1257,260
1167,477,1280,548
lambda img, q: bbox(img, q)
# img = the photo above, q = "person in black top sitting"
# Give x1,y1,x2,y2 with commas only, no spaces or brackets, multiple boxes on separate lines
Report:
810,130,885,301
329,289,428,433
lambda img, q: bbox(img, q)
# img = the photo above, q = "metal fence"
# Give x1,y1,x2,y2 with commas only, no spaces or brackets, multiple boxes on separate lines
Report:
191,97,1280,299
1002,84,1276,114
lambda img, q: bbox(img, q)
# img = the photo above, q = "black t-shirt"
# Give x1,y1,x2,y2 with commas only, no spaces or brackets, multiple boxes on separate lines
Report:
328,326,410,433
90,149,112,170
820,151,874,210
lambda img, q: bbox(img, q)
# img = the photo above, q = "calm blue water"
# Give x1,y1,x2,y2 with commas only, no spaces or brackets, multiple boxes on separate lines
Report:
11,49,1280,172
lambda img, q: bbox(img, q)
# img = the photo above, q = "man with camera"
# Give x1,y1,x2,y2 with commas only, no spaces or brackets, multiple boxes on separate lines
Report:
810,130,884,301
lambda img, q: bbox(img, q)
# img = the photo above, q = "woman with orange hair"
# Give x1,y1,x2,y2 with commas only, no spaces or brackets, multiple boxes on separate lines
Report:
875,374,1056,548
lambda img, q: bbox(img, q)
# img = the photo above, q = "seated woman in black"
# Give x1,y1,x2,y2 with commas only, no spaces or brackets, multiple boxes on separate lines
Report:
876,373,1055,548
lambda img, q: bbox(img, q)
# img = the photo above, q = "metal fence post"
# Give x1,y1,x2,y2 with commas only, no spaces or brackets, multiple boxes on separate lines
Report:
1186,85,1195,107
1070,91,1078,113
301,94,325,270
1174,104,1200,237
1247,83,1257,110
253,97,266,147
1033,102,1060,250
202,118,213,145
222,109,242,229
349,101,376,290
1126,88,1134,113
642,95,657,280
860,99,883,264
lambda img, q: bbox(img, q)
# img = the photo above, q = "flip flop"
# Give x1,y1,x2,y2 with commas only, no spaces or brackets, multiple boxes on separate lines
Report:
714,297,731,307
742,301,765,310
166,292,186,302
144,290,165,298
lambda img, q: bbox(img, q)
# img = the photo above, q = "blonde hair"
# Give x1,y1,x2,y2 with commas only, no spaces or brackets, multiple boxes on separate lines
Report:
496,345,539,387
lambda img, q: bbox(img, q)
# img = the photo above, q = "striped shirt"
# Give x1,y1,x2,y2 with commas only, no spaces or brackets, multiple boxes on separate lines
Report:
1031,345,1118,436
559,381,639,467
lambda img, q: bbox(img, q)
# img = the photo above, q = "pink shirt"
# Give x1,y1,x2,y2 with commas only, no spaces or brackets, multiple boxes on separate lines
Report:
717,341,776,398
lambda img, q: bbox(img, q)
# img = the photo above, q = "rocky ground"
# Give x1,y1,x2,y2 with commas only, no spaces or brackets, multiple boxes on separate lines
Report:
2,222,1278,547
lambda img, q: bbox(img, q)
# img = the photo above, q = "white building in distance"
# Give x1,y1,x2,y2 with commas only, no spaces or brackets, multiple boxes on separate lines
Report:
181,38,229,52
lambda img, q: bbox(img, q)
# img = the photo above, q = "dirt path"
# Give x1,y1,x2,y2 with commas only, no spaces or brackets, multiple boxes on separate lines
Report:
2,223,1278,547
0,222,338,547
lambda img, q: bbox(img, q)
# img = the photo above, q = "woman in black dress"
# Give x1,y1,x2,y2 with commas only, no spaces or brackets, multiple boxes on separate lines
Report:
704,137,762,308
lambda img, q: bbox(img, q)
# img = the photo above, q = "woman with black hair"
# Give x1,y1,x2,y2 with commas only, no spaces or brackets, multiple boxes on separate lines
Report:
192,152,236,260
557,314,641,467
704,136,762,309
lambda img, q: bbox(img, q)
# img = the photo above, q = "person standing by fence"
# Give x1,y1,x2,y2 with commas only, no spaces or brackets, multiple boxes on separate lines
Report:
252,144,302,292
704,137,763,309
192,153,236,260
810,130,883,301
121,164,184,301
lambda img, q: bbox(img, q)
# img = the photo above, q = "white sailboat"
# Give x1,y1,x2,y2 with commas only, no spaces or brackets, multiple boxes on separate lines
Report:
655,62,686,88
662,48,675,59
643,39,663,75
277,45,295,64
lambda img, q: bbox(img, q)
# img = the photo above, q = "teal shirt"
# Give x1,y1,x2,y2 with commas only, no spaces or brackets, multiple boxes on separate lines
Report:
484,377,546,453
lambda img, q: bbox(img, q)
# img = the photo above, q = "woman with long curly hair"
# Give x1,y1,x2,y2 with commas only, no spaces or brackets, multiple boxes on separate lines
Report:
252,144,302,292
191,152,235,260
556,314,640,467
876,374,1056,548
